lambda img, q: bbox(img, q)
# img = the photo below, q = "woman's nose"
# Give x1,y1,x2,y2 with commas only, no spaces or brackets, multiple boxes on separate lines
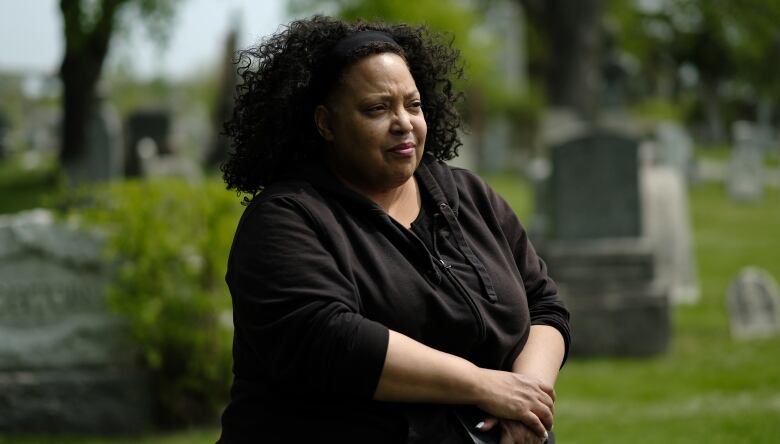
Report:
391,109,414,133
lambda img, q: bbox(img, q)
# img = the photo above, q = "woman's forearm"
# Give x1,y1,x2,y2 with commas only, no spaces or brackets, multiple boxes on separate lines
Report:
512,325,566,387
374,329,557,435
373,330,483,404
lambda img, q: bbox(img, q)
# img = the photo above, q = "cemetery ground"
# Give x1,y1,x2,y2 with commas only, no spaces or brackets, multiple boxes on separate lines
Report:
0,159,779,443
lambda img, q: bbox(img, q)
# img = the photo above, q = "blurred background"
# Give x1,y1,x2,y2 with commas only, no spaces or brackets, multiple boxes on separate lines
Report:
0,0,778,443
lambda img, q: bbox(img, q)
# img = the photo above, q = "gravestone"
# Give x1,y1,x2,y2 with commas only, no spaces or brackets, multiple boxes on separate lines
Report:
642,165,700,304
550,131,641,240
62,99,123,186
727,121,764,202
727,267,780,340
124,109,172,177
0,210,150,434
655,120,696,183
542,129,670,356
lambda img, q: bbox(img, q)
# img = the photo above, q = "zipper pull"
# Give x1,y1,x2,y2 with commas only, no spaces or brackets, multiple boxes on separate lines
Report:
438,258,452,269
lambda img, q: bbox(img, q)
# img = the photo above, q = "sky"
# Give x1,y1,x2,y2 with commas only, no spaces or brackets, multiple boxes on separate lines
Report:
0,0,291,80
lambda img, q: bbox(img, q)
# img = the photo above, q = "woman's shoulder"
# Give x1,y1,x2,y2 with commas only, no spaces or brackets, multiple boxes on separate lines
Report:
422,155,500,201
234,179,331,236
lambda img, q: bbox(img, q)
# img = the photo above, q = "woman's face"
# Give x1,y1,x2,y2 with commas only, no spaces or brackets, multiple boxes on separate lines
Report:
315,52,427,195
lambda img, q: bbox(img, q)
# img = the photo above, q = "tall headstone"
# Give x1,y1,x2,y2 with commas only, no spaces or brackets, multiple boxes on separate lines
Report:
543,129,670,356
642,166,700,304
0,210,150,434
550,132,641,239
124,109,172,177
727,121,764,202
727,267,780,340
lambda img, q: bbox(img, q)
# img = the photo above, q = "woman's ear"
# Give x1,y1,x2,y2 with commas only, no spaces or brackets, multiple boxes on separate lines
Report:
314,105,334,142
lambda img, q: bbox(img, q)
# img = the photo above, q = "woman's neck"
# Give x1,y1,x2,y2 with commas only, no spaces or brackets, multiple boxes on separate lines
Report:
357,177,421,229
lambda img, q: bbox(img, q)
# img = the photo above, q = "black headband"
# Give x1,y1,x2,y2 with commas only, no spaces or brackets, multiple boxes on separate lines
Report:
309,30,403,104
327,30,401,59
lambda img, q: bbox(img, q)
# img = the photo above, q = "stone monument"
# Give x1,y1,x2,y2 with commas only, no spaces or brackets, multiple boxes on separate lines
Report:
727,267,780,340
124,109,172,177
727,121,764,202
542,128,670,356
0,210,150,434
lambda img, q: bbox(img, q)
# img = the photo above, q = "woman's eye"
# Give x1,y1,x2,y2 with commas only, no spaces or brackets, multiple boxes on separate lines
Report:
367,105,386,113
407,101,422,109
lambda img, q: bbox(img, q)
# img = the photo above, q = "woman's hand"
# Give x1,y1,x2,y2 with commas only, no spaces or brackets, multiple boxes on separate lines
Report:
474,369,555,437
479,417,548,444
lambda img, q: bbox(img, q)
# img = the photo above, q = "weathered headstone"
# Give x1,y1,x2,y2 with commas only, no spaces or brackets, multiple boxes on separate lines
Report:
655,120,696,183
642,166,700,304
727,121,764,202
0,210,150,434
550,131,642,240
543,129,671,356
62,99,124,186
727,267,780,340
124,109,172,177
545,239,669,356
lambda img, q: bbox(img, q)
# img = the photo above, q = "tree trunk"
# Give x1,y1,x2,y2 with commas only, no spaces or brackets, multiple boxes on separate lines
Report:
59,51,103,164
58,0,122,167
520,0,604,117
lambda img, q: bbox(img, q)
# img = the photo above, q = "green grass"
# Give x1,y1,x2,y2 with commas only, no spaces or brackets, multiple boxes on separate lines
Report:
0,155,61,214
1,170,778,443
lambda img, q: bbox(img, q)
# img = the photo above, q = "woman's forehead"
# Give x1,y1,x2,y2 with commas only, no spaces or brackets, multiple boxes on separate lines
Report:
339,53,416,91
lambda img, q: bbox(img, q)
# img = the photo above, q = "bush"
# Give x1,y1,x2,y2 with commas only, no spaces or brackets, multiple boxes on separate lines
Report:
63,177,244,426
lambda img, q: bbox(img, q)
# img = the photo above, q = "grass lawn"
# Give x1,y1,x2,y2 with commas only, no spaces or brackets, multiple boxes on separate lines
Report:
0,166,778,443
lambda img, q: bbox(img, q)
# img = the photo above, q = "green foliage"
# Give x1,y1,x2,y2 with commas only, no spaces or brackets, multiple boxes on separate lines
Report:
629,96,695,123
63,177,243,425
610,0,780,99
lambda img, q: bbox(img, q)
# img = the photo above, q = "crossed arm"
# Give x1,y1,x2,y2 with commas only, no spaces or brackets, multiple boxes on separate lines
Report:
374,324,565,440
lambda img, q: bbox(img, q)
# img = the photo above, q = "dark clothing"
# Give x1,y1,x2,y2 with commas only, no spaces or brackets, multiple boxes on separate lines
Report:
219,154,570,443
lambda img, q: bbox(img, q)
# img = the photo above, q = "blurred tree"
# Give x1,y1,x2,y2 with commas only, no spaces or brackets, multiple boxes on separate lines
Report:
519,0,604,117
610,0,780,141
58,0,179,169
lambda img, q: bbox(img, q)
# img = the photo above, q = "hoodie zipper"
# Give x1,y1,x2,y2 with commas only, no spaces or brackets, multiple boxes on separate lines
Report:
436,256,487,342
432,212,487,342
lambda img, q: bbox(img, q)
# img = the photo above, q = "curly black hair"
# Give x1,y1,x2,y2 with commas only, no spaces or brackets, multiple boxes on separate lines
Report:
221,15,464,199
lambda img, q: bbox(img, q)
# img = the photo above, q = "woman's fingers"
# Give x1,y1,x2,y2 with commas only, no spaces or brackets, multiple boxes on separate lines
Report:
520,410,548,438
475,369,555,434
539,382,556,403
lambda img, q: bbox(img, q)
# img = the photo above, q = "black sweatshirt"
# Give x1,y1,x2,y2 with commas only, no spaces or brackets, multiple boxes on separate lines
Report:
219,154,570,443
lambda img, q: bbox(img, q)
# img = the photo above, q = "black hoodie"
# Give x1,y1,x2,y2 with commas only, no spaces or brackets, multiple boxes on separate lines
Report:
219,154,570,443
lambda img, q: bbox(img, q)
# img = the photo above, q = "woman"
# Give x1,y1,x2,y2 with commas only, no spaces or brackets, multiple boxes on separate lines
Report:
218,16,570,444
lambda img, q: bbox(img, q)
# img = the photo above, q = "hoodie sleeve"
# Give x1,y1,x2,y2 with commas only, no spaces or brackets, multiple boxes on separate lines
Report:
227,194,389,399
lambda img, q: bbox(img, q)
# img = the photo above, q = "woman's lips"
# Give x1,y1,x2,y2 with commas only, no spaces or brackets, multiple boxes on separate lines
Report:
388,142,416,157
